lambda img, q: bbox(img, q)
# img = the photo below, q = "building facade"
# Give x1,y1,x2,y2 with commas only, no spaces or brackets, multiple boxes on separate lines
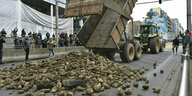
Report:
127,21,143,35
21,0,65,18
21,0,85,34
145,8,174,40
172,18,184,37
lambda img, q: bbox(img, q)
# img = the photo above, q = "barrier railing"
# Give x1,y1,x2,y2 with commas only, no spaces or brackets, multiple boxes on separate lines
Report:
179,44,190,96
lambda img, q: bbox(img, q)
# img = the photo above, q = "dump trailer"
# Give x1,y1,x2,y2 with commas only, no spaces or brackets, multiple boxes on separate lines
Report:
65,0,141,62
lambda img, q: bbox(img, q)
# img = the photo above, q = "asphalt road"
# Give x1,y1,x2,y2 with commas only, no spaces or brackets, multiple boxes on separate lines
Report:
113,48,182,96
0,47,182,96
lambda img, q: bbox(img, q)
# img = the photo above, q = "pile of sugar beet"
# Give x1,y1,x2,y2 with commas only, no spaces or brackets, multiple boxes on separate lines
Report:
0,51,153,96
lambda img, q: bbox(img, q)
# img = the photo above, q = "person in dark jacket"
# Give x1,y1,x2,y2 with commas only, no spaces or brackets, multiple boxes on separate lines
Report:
12,27,18,37
22,35,30,61
38,32,42,40
28,32,32,37
1,29,7,37
14,36,20,49
58,37,64,47
42,38,47,48
0,35,6,64
32,32,37,39
21,29,26,37
172,36,179,54
52,33,56,39
46,32,50,40
35,36,41,48
180,30,190,54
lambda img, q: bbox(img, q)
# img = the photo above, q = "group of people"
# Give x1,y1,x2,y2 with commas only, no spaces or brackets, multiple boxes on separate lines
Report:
0,28,82,64
14,32,44,49
13,31,81,49
22,35,56,61
1,27,26,37
172,30,191,56
58,32,81,47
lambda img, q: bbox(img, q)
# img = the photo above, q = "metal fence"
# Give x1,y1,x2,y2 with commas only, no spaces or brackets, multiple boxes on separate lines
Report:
179,45,190,96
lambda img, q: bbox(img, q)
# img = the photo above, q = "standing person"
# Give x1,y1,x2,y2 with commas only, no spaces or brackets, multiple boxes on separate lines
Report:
0,35,6,64
58,37,64,47
22,35,30,61
32,32,37,39
28,32,32,37
12,27,18,37
1,29,7,37
35,36,41,48
190,31,192,58
52,33,56,39
14,36,20,49
180,30,191,54
65,35,70,47
38,32,42,40
42,38,48,48
172,36,179,54
30,38,35,49
46,32,50,40
47,37,55,57
21,29,26,37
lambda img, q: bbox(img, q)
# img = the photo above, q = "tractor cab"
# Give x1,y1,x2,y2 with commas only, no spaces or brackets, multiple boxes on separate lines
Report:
140,24,158,34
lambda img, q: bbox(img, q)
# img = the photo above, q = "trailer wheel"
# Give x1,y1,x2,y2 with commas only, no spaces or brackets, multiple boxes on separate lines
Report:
150,37,160,54
134,42,142,60
120,42,135,62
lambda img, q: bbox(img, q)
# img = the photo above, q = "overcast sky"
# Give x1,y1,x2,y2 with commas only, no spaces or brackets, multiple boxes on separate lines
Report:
131,0,188,29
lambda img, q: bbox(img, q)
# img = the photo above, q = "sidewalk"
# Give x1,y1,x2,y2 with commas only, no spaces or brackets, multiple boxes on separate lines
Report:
2,46,86,63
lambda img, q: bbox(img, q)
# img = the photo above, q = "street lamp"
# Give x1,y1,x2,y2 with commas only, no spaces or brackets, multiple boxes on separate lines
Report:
55,0,59,47
55,0,66,47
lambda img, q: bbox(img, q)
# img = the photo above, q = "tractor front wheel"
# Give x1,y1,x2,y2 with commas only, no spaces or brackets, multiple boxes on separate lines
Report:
149,37,160,54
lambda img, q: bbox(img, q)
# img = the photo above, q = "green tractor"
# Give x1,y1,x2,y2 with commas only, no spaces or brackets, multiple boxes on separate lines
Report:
134,24,165,54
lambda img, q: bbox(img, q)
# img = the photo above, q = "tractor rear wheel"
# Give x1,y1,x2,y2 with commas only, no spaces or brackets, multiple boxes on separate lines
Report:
120,42,135,62
149,37,160,54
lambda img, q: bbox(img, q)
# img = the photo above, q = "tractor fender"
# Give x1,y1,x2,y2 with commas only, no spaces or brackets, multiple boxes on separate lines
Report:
148,34,158,38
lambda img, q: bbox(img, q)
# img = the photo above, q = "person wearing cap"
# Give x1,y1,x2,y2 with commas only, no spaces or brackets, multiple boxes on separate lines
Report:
47,37,55,57
22,35,30,61
180,30,191,54
0,34,6,64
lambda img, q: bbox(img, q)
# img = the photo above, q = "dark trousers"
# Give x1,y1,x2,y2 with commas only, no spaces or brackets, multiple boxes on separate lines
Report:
172,45,179,54
190,44,192,57
25,48,30,61
0,50,3,63
183,44,187,54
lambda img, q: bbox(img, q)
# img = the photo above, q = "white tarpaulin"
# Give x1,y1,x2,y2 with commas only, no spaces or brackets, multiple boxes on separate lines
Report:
0,0,73,38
